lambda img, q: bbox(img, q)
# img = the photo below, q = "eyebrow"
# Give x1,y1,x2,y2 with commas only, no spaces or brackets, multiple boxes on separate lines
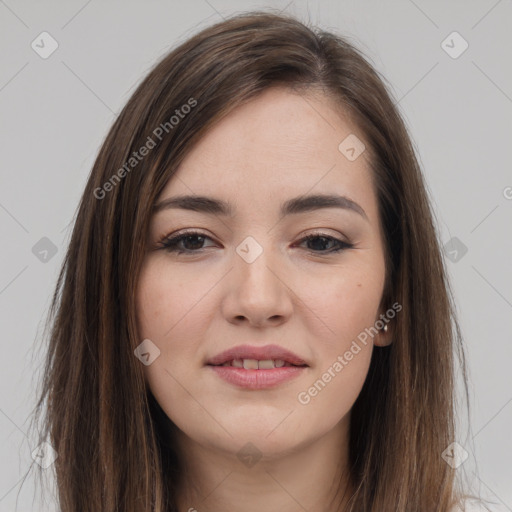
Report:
153,193,368,221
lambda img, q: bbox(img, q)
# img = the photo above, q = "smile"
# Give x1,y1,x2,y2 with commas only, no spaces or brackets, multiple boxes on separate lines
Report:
212,358,299,369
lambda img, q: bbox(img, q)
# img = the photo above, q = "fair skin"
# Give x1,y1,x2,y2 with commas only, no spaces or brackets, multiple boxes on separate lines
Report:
136,86,392,512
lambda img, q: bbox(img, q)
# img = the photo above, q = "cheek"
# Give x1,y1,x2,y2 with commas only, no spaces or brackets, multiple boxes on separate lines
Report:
135,258,216,342
285,272,380,435
135,262,204,393
134,267,204,440
292,267,381,409
295,341,372,438
300,263,384,350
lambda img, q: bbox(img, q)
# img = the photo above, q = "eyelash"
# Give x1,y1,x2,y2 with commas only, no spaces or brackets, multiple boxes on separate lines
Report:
156,230,354,255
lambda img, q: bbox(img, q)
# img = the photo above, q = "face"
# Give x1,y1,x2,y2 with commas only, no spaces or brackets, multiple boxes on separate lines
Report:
135,86,391,459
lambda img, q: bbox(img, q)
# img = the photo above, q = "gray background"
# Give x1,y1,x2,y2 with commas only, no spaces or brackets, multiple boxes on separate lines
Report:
0,1,511,510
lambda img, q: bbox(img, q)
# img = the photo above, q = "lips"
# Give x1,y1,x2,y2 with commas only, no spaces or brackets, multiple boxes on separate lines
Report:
206,344,308,368
206,344,308,390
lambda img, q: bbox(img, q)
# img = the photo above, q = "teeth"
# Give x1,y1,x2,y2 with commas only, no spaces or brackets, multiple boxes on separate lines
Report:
221,359,291,369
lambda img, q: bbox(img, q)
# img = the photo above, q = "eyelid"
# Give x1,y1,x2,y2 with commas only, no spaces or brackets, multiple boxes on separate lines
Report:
158,227,350,243
155,228,216,249
296,228,349,241
161,228,211,239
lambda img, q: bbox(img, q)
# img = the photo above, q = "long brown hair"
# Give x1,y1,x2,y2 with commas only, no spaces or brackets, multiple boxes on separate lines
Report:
29,9,473,511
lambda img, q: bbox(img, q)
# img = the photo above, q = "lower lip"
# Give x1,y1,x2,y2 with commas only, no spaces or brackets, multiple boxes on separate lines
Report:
207,365,306,389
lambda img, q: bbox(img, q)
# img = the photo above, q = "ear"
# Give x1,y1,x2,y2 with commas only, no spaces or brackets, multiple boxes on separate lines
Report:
374,321,393,347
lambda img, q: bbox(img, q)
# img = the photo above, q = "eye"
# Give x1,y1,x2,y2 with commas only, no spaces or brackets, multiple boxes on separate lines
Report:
157,230,216,254
156,230,354,255
296,232,354,254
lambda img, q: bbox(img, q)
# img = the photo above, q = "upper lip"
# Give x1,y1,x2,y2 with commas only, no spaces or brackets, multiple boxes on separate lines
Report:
206,344,308,366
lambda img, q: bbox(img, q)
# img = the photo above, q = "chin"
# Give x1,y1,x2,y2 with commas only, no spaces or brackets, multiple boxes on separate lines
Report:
213,430,308,462
180,411,310,459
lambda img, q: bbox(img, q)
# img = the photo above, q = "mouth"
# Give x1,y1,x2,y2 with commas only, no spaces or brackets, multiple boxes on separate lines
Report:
206,344,309,368
205,344,308,389
209,358,306,369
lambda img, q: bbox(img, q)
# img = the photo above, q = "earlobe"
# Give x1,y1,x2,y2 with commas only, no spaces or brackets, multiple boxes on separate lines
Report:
375,322,393,347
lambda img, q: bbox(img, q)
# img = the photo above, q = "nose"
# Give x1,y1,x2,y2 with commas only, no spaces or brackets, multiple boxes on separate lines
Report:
221,239,293,328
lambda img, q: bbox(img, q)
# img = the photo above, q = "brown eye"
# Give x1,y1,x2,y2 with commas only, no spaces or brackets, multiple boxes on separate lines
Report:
297,233,353,254
158,231,216,254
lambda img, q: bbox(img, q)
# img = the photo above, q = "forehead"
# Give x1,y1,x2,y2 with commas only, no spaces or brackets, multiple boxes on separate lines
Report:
158,87,375,218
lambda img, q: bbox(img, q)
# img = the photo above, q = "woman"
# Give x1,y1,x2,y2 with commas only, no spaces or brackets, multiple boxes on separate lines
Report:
31,10,482,512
